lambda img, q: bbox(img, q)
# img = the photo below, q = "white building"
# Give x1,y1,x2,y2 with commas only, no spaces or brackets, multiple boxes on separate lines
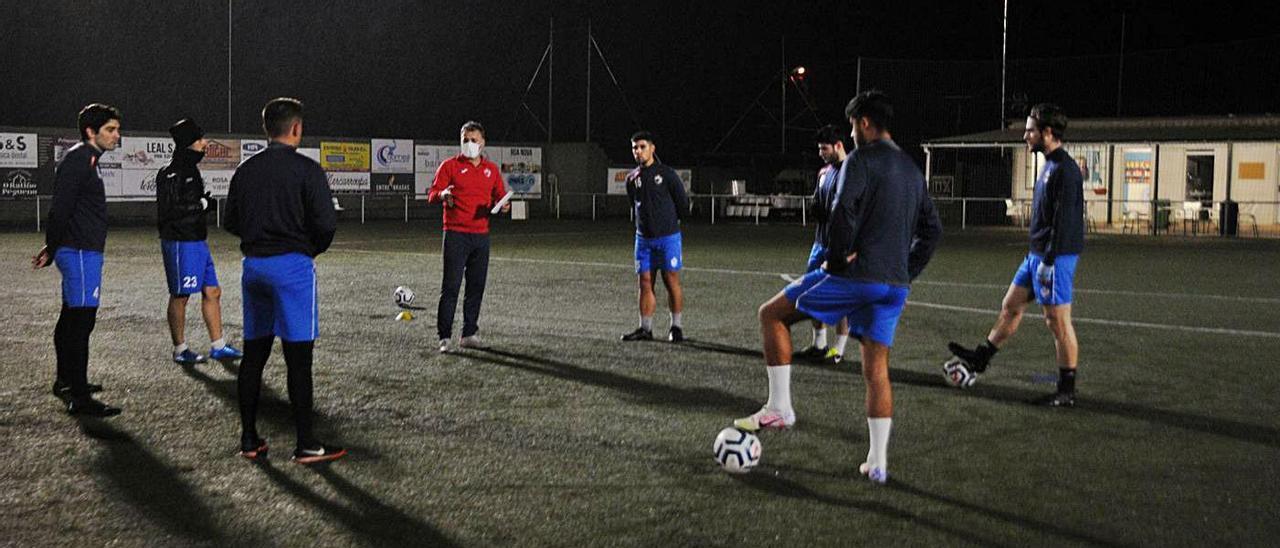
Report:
923,116,1280,235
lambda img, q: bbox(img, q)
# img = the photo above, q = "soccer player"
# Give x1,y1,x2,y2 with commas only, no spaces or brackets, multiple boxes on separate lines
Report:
944,103,1084,407
734,91,942,484
156,118,242,365
224,98,345,463
620,131,690,343
31,103,124,417
427,121,509,354
795,125,852,365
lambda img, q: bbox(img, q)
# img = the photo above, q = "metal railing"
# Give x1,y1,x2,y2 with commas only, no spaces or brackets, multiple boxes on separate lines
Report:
7,193,1278,238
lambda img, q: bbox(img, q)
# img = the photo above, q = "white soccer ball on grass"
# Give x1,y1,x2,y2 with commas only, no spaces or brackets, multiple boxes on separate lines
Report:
393,286,415,308
713,427,761,474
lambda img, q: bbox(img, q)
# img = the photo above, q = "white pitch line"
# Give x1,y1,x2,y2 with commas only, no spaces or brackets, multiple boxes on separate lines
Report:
905,301,1280,339
913,279,1280,305
329,249,1280,338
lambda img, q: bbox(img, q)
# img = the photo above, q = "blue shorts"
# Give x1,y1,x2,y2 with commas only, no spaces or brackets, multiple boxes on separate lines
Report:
54,248,103,308
805,242,826,273
1013,253,1079,306
241,253,319,342
783,270,909,347
161,240,219,296
635,233,683,273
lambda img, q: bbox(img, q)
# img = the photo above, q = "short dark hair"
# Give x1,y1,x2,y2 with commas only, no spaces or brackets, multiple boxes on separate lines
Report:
630,131,656,145
814,125,844,146
844,90,893,131
460,121,485,138
1029,103,1068,140
262,97,304,138
78,103,121,141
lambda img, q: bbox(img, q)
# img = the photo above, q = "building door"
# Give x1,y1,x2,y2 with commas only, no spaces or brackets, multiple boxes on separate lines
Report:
1185,154,1214,208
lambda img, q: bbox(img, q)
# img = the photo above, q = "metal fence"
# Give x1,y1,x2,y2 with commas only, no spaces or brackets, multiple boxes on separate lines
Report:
4,193,1277,238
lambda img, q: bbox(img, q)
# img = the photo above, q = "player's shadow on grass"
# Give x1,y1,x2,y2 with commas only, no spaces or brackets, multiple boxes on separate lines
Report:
76,418,242,544
177,363,326,435
887,367,1280,448
886,479,1129,547
731,472,1005,547
679,340,761,358
254,461,455,547
460,347,760,412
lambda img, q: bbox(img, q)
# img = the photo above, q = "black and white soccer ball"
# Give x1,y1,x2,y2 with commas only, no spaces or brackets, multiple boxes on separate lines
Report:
943,356,978,388
713,427,761,474
392,286,415,308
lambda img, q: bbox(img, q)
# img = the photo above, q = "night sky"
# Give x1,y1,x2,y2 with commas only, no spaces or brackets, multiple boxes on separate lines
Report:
3,1,1278,164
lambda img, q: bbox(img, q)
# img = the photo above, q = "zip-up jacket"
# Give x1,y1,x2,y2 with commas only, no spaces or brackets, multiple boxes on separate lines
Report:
224,142,336,257
625,162,688,238
156,148,210,241
826,138,943,285
46,142,107,252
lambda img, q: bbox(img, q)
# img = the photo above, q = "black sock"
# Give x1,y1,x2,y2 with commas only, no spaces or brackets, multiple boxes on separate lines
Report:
53,305,74,386
282,341,316,448
976,339,999,361
1058,368,1076,394
54,306,97,398
237,337,273,439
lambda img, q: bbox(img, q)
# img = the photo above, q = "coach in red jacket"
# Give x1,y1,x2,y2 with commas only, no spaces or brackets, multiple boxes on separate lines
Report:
427,121,509,353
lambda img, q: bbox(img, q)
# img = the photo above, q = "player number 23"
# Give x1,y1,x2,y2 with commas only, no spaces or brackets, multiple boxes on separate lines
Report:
182,276,198,289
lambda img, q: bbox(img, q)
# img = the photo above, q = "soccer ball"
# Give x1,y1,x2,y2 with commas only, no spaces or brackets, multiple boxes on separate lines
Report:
713,427,761,474
943,356,978,388
392,286,415,308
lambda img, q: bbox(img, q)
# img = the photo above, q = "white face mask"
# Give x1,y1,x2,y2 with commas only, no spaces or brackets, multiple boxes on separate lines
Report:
461,141,482,159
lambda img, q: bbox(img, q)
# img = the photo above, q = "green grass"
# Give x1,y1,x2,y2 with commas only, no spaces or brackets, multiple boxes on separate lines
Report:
1,219,1278,546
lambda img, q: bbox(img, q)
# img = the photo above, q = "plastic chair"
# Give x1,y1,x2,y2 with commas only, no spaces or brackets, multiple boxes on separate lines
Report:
1005,199,1025,227
1121,202,1150,234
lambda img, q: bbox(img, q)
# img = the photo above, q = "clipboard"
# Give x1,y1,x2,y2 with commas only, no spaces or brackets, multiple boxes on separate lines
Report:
490,191,515,214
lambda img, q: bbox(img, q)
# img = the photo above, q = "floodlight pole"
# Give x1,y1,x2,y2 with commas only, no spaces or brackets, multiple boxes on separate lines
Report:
586,19,591,142
227,0,232,132
781,36,786,154
548,17,554,142
1000,0,1008,127
1116,12,1126,116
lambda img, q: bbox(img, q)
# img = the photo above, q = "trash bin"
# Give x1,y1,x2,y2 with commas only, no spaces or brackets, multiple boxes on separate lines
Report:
1154,199,1172,232
1219,200,1239,236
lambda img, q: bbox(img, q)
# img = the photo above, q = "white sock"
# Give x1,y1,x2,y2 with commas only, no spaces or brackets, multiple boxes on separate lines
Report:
834,334,849,355
765,365,793,414
866,418,892,471
174,343,188,356
211,338,226,350
813,327,828,348
640,316,653,331
670,311,682,328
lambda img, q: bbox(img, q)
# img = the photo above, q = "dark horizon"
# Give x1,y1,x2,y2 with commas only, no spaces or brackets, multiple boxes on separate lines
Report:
3,1,1278,164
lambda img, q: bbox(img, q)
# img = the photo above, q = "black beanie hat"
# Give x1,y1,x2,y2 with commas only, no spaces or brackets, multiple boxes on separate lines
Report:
169,118,204,149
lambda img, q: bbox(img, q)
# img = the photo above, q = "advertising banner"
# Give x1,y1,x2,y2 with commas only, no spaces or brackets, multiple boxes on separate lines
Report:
371,139,413,173
203,138,241,170
98,168,124,198
320,141,370,172
372,173,413,194
117,169,157,200
413,144,453,199
1,169,38,198
0,133,38,168
120,137,174,171
492,146,542,196
204,170,235,197
240,140,268,164
607,167,692,195
326,171,370,193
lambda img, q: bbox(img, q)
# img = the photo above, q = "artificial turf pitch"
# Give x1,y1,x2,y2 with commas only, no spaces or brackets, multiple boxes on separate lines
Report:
1,219,1278,546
